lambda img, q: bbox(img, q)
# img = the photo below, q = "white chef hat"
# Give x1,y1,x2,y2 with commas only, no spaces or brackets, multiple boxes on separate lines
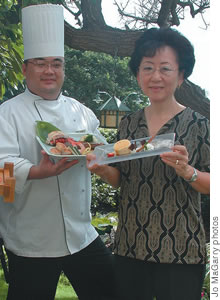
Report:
22,4,64,60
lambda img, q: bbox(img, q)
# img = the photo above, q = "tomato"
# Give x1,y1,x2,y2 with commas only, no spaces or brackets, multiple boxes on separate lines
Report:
107,152,115,157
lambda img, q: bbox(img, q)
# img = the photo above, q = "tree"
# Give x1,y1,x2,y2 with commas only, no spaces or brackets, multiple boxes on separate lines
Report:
63,0,210,57
0,0,24,100
2,0,210,119
63,47,149,112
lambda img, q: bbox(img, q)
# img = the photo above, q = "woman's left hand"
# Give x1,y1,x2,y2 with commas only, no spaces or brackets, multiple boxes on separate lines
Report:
160,144,192,179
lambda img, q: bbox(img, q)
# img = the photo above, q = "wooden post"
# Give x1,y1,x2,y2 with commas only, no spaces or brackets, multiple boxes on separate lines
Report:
0,163,15,203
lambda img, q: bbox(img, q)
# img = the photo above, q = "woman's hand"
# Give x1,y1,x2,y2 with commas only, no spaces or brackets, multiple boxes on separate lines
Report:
160,144,193,179
160,145,210,194
86,153,108,177
86,153,121,188
28,150,79,180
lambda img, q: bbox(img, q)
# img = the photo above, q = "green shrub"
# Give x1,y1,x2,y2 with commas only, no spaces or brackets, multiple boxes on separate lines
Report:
99,128,117,144
91,128,119,215
91,174,119,215
201,243,210,300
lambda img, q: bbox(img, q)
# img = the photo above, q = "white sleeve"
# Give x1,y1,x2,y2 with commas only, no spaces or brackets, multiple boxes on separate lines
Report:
0,114,32,194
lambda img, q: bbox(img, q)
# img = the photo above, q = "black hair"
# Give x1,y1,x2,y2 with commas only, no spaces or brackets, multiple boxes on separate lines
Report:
129,27,195,79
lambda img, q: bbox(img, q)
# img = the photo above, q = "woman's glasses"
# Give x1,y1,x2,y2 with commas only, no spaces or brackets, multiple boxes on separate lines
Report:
140,65,177,76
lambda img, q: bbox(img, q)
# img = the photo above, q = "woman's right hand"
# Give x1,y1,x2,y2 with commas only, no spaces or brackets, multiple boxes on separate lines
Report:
86,153,107,177
86,153,121,188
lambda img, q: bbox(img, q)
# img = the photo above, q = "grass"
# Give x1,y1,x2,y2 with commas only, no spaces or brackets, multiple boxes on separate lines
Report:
0,269,8,300
55,274,78,300
91,212,118,227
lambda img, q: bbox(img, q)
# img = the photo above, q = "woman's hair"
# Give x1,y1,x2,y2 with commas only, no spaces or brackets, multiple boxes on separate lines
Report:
129,27,195,79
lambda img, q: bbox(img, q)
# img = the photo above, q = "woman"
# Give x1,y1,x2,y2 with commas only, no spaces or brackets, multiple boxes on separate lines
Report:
87,27,210,300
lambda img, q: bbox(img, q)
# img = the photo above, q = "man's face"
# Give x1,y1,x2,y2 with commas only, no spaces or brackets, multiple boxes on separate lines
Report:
22,57,65,100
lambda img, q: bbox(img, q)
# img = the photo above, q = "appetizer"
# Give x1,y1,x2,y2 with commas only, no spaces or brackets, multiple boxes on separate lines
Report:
114,139,131,156
36,121,104,156
46,131,68,146
47,131,88,155
107,138,155,158
80,134,104,150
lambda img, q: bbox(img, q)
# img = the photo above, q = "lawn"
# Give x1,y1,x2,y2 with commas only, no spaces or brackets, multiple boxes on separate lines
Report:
55,272,79,300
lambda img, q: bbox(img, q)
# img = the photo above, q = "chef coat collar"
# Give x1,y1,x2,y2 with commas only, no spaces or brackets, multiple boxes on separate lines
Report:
24,87,63,102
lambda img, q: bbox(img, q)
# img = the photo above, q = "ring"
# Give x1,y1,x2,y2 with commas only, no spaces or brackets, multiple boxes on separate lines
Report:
176,159,179,165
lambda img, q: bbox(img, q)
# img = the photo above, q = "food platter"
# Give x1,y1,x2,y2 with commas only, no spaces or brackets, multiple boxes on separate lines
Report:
35,120,106,160
36,132,106,160
88,133,175,166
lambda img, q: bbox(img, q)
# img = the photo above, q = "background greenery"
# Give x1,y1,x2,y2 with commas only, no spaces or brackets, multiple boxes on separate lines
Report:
0,0,24,99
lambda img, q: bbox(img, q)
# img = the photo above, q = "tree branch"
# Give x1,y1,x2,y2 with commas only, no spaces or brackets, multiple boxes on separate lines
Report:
177,0,210,18
157,0,174,27
81,0,107,29
175,79,210,119
64,21,143,57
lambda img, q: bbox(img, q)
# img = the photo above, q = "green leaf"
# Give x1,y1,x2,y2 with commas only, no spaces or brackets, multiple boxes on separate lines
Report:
35,121,61,144
0,82,5,100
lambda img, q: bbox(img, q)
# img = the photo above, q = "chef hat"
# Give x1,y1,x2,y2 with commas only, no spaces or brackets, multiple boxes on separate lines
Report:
22,4,64,60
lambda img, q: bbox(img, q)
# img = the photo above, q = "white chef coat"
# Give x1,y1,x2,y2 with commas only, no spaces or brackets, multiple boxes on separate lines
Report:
0,88,105,257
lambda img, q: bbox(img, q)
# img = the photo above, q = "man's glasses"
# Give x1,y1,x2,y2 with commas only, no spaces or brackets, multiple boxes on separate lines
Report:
140,65,177,76
27,60,64,72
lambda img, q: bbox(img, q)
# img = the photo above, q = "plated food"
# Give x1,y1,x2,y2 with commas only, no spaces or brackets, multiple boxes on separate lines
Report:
35,121,104,157
114,139,131,156
88,133,176,166
111,135,156,157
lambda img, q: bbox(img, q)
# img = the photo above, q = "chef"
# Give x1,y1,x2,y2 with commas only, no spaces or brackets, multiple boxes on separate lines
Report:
0,4,116,299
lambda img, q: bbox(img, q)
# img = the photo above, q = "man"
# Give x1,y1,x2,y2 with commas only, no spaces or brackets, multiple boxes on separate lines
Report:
0,4,116,300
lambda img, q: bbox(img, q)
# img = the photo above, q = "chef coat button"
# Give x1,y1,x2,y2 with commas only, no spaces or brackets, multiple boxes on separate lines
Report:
81,189,85,192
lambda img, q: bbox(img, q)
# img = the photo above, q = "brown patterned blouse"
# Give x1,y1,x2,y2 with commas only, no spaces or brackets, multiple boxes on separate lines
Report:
113,107,210,264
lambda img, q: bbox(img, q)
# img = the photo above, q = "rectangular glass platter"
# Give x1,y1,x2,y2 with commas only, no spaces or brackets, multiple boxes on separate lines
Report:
89,133,175,166
36,132,106,160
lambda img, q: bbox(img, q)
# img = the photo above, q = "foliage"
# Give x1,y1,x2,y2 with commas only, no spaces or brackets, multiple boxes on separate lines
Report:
0,0,24,100
201,243,210,300
90,128,120,215
92,212,118,228
0,269,8,299
99,128,117,144
22,0,54,7
63,47,149,112
91,173,119,215
201,194,210,242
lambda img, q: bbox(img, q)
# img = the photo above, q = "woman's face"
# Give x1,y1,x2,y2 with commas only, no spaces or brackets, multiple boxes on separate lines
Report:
137,46,184,103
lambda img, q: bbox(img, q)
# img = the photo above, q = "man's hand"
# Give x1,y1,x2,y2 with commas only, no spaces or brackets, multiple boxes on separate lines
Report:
28,150,79,180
